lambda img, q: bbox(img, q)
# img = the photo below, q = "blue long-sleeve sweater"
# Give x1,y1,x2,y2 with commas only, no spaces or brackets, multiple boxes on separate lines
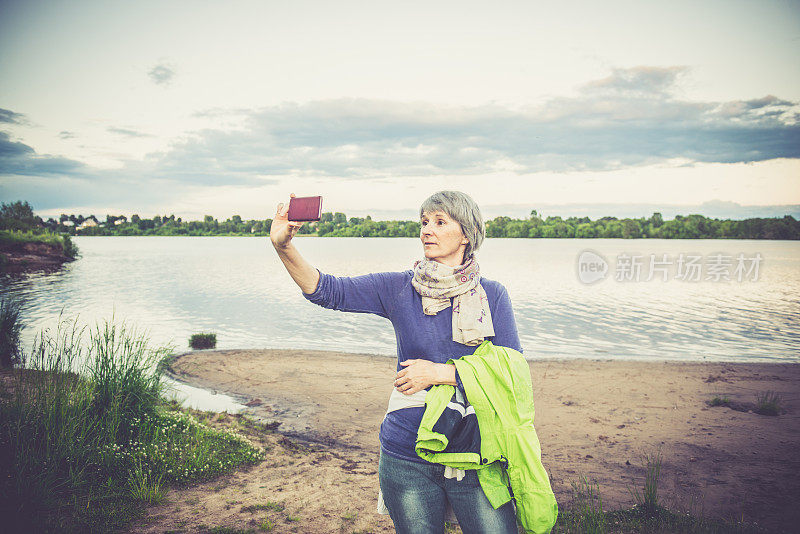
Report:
302,268,523,463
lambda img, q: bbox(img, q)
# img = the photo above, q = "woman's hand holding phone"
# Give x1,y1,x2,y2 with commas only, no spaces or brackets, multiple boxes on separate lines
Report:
270,193,321,294
270,193,303,249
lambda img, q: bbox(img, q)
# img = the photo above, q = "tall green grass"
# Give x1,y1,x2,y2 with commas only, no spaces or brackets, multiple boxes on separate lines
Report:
0,314,170,529
569,475,606,534
0,229,63,248
627,447,663,512
0,313,265,533
0,296,23,367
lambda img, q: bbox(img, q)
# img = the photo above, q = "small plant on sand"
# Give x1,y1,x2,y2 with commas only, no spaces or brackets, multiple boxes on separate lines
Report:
627,447,663,513
707,395,731,407
242,501,284,513
189,333,217,349
570,474,606,534
265,501,285,512
259,516,275,531
754,390,782,416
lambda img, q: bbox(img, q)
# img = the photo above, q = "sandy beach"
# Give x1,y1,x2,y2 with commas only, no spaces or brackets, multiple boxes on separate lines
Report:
133,348,800,533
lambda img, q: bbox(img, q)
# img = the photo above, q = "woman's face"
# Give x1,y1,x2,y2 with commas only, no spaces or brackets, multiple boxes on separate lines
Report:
420,210,468,267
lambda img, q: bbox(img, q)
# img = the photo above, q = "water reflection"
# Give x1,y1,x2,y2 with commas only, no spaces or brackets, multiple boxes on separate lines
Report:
0,236,798,365
161,376,245,414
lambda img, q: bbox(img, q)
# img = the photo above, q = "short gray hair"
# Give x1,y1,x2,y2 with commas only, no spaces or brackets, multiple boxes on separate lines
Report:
419,191,485,261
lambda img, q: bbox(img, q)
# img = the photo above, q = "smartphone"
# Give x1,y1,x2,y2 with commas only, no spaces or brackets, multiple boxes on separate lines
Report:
287,195,323,221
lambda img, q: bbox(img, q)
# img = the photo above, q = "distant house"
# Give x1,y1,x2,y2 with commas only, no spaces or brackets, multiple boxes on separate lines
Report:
114,218,126,225
77,219,99,230
61,220,75,227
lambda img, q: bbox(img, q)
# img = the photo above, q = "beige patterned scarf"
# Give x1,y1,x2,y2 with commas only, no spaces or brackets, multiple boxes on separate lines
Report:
411,255,494,346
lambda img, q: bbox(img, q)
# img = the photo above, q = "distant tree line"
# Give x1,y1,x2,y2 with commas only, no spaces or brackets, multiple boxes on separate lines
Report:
2,200,799,240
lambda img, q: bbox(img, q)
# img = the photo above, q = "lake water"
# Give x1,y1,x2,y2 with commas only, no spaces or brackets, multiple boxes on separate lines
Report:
2,236,799,366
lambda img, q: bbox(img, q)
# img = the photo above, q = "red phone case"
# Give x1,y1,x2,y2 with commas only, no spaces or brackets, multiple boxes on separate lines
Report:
287,195,323,221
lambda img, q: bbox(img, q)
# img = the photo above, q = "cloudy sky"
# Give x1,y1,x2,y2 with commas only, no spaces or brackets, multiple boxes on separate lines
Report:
1,0,798,221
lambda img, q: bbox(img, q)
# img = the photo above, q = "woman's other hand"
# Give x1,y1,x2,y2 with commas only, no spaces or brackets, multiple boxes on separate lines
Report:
270,193,304,249
394,359,456,395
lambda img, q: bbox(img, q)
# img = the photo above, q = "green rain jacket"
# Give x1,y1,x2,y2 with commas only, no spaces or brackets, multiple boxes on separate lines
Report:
415,340,558,534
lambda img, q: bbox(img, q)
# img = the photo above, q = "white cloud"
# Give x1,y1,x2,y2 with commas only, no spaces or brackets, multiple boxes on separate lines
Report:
2,67,798,219
148,62,175,86
131,67,798,183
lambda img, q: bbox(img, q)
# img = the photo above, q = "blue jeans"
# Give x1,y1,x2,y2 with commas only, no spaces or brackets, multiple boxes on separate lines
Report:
378,450,518,534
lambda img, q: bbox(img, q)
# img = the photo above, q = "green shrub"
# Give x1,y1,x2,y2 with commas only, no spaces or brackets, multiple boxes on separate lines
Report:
189,333,217,350
61,234,79,259
0,296,23,367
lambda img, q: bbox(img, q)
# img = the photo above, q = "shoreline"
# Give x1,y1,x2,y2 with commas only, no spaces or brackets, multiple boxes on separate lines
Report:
0,240,75,274
163,347,800,530
167,347,800,365
163,348,400,448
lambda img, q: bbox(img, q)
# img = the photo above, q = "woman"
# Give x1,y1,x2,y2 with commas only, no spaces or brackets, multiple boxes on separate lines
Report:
270,190,522,534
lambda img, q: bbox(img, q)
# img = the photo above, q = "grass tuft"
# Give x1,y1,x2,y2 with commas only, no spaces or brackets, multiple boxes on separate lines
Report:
754,391,782,416
127,457,166,504
707,395,731,407
259,516,275,531
242,501,284,513
570,474,606,533
189,333,217,350
341,511,357,521
626,447,663,513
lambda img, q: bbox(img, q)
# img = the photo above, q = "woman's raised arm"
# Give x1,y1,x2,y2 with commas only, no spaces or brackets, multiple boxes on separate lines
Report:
270,194,320,295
